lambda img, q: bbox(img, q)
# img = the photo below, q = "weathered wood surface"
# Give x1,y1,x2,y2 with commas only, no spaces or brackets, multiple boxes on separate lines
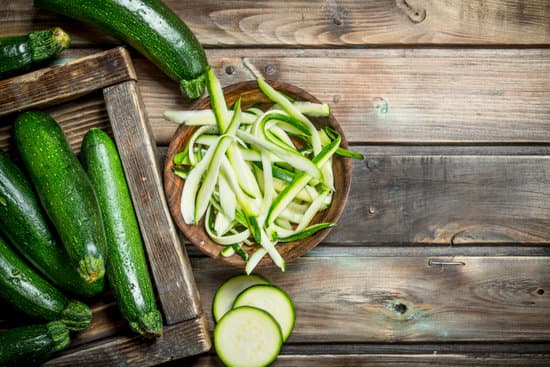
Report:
184,353,550,367
3,0,550,46
4,48,549,146
191,256,550,342
136,48,550,145
104,80,203,325
0,47,135,117
162,143,550,246
328,148,550,245
44,314,210,367
0,92,109,153
2,0,550,365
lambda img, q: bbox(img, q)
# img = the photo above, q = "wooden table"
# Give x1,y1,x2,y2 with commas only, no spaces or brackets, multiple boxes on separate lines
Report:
2,1,550,365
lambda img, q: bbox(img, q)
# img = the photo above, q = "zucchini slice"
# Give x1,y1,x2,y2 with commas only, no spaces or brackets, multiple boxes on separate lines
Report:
214,306,282,367
233,284,295,342
212,274,270,322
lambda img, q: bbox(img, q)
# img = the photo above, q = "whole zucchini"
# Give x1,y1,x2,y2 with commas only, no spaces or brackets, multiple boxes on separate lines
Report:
0,27,70,79
0,235,92,331
0,321,70,367
14,110,107,285
0,150,104,297
34,0,208,99
81,128,163,338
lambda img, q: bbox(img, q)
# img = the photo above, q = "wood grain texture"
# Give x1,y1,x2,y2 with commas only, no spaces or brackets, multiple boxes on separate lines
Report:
191,256,550,342
2,0,550,46
328,149,550,245
0,47,135,117
44,314,211,367
104,81,204,325
183,354,550,367
5,47,550,146
0,92,110,153
134,48,550,145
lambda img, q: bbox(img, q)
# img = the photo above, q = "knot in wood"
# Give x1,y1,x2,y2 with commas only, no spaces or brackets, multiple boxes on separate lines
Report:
396,0,427,24
225,65,236,75
264,64,277,76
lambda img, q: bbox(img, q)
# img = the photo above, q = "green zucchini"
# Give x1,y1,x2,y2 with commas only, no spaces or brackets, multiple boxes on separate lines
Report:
13,110,107,285
0,235,92,331
214,306,282,367
81,128,162,338
34,0,208,99
0,150,103,297
0,321,70,367
0,27,70,79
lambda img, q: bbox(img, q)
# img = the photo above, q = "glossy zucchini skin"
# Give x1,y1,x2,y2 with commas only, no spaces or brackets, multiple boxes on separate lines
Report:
81,128,162,338
0,235,92,331
0,27,70,79
0,150,103,297
34,0,208,98
0,321,70,367
13,110,107,286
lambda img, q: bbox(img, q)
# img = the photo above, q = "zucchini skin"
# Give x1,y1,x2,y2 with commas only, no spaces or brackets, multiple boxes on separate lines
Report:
0,321,70,367
81,128,162,338
13,110,107,285
34,0,208,98
0,27,70,79
0,150,103,297
0,235,92,331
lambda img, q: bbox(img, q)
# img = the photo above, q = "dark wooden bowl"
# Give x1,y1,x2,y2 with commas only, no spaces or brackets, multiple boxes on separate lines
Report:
164,80,352,269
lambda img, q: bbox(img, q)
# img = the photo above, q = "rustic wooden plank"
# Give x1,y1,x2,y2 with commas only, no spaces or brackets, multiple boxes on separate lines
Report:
160,143,550,246
0,92,110,153
0,47,135,117
192,256,550,342
44,314,211,367
133,48,550,145
326,149,550,245
7,47,550,146
3,0,550,46
103,80,203,325
184,353,550,367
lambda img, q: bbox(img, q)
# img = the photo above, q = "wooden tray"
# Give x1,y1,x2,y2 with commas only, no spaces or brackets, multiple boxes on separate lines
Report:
0,47,210,366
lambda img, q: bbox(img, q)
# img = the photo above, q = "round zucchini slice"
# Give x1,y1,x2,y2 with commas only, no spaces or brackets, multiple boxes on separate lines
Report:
233,284,295,342
214,306,282,367
212,274,270,322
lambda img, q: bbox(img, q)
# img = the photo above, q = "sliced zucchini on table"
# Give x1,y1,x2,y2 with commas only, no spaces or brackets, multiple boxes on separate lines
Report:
214,306,282,367
212,274,270,322
233,284,296,342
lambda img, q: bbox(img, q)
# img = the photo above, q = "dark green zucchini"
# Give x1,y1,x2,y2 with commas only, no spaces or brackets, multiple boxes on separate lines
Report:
0,150,104,297
0,235,91,331
34,0,208,99
13,110,107,285
0,321,70,367
0,27,70,79
81,128,162,338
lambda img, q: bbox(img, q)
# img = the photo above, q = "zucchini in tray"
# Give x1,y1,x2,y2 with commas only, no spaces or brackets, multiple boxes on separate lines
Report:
33,0,208,99
0,150,104,297
0,235,92,331
13,110,107,286
0,321,70,367
81,128,163,338
0,27,70,79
